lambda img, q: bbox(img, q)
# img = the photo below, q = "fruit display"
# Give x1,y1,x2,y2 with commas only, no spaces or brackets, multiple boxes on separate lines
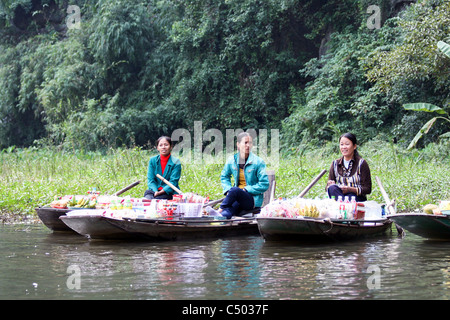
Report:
423,203,439,215
261,198,331,219
261,197,374,220
48,190,209,220
73,196,97,209
49,191,99,209
422,200,450,215
49,198,70,209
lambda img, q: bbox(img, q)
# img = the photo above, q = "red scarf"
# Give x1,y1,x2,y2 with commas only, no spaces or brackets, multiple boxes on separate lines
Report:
160,154,171,174
158,154,171,191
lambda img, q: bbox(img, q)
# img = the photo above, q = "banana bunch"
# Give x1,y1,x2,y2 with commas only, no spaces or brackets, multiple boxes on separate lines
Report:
299,205,320,218
67,196,77,207
74,197,97,209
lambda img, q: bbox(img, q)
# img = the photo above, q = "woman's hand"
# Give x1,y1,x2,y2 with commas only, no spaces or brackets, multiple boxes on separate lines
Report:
154,190,166,197
326,180,336,189
340,185,355,194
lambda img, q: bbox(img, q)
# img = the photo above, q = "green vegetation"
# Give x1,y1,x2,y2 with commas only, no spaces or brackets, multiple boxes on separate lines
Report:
1,144,449,221
0,0,448,150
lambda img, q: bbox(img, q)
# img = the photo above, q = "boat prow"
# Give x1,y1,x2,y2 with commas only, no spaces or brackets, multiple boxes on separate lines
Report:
389,213,450,241
36,207,73,232
59,214,139,240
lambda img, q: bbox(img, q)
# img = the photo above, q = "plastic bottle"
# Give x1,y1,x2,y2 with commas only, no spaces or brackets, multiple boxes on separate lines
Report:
124,197,132,210
350,196,356,219
337,196,343,219
344,196,350,219
110,198,117,210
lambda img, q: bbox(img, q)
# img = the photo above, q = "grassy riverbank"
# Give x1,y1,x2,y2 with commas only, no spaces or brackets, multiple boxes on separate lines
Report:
1,140,449,222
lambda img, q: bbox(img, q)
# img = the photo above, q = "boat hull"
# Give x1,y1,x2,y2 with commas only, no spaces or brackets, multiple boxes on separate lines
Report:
107,218,259,241
389,214,450,240
36,207,73,232
60,215,260,241
257,217,393,242
60,215,138,240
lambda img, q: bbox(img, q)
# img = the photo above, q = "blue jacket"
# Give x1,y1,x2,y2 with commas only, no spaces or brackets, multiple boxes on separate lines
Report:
220,152,269,207
147,154,182,195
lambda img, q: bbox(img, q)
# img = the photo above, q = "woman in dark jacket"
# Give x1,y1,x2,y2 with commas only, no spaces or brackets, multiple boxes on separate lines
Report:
326,133,372,202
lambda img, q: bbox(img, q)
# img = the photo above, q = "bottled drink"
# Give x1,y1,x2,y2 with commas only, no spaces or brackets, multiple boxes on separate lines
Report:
350,196,356,219
344,196,350,219
338,196,344,219
124,198,132,210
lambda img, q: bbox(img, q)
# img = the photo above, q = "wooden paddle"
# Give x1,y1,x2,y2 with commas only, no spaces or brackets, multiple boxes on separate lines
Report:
156,174,223,208
205,197,225,208
156,174,183,194
112,180,141,196
297,169,327,198
375,176,404,235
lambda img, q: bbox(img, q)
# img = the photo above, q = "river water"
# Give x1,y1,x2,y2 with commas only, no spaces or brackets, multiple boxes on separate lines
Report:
0,223,448,301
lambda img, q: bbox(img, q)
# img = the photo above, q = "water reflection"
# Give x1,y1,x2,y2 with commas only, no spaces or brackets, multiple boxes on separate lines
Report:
213,238,264,299
0,224,449,300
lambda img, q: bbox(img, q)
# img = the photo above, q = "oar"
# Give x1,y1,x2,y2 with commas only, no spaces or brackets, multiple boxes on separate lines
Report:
374,176,396,215
156,174,223,208
269,180,276,203
112,180,141,196
156,174,183,194
375,176,404,235
297,169,327,198
204,197,225,208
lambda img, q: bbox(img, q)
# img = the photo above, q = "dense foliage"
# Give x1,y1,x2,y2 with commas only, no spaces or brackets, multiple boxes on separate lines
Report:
0,0,449,152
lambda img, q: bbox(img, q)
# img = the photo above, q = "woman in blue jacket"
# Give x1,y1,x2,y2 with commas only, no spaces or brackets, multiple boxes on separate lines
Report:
212,132,269,219
144,136,182,200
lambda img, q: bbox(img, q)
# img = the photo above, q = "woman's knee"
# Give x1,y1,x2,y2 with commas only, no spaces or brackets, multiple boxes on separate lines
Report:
327,184,343,198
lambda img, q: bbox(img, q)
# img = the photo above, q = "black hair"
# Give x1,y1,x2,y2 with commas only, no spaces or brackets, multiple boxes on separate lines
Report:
339,132,357,145
156,136,172,147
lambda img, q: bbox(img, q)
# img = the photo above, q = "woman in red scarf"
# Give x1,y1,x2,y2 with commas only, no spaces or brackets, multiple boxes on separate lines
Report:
144,136,182,200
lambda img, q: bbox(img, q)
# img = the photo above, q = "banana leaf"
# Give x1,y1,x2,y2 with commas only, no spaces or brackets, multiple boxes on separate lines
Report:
438,41,450,59
403,103,447,115
407,117,438,150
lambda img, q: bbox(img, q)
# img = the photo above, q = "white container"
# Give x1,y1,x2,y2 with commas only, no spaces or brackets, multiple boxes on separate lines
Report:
364,201,382,220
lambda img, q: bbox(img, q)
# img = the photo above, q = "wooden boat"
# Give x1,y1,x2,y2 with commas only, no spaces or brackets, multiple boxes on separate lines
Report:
107,217,259,241
36,207,73,232
59,214,140,240
257,217,393,242
36,181,142,232
389,213,450,241
60,213,260,240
